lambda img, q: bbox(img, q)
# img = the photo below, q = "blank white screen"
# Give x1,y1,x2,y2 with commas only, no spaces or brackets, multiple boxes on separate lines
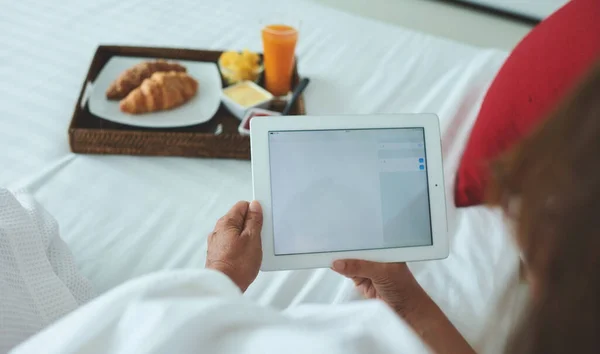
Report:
268,128,433,255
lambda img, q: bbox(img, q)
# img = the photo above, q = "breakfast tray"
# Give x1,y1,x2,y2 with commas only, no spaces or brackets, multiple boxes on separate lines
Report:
68,45,306,160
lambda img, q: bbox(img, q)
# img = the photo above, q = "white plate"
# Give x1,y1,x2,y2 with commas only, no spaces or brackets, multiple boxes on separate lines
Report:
88,56,222,128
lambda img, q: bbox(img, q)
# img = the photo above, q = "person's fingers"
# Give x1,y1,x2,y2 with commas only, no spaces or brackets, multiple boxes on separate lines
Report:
332,259,386,280
352,276,369,287
216,201,249,232
242,200,263,239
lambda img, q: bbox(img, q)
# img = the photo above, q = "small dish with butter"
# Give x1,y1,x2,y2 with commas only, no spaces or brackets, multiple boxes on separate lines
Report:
222,80,273,119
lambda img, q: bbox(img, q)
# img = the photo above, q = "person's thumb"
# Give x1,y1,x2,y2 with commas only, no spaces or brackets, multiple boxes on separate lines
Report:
332,259,386,280
243,200,263,238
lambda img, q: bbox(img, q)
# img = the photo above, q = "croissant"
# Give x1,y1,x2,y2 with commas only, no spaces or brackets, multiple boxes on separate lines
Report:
106,60,187,100
119,71,199,114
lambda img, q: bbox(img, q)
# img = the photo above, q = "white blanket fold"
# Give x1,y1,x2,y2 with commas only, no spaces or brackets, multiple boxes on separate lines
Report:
12,269,429,354
2,188,429,354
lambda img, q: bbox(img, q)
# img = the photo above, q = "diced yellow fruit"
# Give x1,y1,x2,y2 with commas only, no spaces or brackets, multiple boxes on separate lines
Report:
220,49,260,83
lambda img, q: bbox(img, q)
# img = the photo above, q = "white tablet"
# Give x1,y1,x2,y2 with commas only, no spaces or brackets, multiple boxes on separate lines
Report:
250,114,448,271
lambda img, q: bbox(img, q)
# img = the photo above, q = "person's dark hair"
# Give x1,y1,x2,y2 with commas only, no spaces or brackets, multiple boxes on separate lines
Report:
488,59,600,354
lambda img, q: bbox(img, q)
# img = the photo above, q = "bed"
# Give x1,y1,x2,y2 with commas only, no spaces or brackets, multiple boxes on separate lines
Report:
0,0,522,352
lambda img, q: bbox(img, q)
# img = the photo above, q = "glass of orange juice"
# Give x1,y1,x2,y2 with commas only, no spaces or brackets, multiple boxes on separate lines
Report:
261,24,298,97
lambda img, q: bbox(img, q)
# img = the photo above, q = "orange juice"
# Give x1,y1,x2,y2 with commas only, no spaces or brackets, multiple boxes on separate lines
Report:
261,24,298,96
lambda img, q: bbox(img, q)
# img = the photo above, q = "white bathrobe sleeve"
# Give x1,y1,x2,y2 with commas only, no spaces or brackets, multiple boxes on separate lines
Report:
0,188,96,353
10,268,431,354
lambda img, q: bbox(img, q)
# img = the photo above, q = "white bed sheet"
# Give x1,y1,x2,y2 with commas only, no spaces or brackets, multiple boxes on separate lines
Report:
0,0,522,352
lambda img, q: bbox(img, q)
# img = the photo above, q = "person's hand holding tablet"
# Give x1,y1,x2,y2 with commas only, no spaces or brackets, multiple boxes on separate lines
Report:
206,114,458,352
205,199,439,318
250,114,449,271
205,166,465,352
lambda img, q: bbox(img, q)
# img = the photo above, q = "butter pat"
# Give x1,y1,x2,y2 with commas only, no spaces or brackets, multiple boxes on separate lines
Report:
222,81,274,119
224,82,271,107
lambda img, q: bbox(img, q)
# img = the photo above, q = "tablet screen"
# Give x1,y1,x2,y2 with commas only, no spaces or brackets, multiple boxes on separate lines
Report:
268,128,433,255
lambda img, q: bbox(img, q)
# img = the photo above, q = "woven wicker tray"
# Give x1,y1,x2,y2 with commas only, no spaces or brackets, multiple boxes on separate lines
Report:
68,45,306,159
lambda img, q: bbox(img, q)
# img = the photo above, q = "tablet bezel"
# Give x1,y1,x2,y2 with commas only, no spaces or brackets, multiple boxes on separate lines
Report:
250,114,448,271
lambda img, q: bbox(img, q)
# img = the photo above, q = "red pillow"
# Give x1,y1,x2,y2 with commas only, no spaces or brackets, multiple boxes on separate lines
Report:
455,0,600,207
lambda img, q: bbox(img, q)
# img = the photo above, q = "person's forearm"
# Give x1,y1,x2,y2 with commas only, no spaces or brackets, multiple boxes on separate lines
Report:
400,288,476,354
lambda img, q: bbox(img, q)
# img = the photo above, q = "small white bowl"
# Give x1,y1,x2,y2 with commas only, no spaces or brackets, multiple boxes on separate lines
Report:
238,108,281,136
222,81,273,120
